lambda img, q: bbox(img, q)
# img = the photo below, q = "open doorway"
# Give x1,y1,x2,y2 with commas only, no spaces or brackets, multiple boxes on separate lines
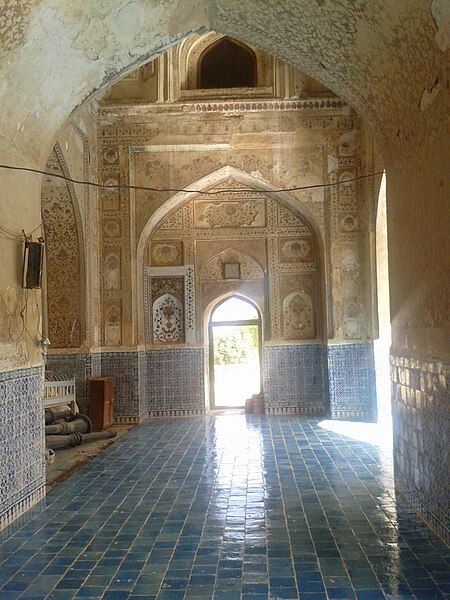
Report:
374,173,392,430
209,296,262,409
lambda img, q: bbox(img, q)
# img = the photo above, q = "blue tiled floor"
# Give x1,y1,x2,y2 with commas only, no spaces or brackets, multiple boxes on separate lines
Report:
0,415,449,599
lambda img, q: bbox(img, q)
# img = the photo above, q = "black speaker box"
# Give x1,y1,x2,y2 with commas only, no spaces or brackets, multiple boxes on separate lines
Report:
22,241,44,289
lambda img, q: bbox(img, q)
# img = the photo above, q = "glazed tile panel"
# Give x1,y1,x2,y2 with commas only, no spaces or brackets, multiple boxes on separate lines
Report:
327,343,377,421
45,353,91,414
146,348,206,415
391,353,449,545
0,366,45,531
263,344,327,413
100,352,142,421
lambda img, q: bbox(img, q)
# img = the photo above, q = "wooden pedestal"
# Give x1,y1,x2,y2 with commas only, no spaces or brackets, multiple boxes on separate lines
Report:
87,377,114,431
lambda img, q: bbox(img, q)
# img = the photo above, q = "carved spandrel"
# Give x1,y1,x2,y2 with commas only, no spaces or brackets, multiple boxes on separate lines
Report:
194,198,266,228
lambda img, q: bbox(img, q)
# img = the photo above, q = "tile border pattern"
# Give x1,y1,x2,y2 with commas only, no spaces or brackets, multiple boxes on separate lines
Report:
265,406,324,415
149,408,206,417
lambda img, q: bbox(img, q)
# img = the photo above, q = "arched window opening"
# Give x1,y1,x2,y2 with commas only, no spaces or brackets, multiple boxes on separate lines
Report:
211,296,259,322
198,37,256,89
209,296,262,409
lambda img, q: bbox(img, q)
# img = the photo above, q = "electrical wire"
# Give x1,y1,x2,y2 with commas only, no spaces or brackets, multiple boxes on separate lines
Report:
0,289,43,343
0,162,384,195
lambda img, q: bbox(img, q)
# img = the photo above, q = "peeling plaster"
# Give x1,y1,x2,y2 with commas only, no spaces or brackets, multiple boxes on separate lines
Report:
327,155,338,173
431,0,450,51
420,76,442,111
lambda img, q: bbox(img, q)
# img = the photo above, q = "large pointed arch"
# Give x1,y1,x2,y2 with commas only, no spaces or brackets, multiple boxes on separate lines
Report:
136,165,327,345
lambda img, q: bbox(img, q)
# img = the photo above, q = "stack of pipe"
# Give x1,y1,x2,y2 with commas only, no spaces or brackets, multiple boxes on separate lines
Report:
45,410,116,450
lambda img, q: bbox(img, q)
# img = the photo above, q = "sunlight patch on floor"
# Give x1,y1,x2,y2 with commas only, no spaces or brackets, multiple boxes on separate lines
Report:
318,418,393,450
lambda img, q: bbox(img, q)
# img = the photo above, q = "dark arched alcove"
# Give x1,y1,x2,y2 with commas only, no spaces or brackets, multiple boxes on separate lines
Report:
198,37,256,89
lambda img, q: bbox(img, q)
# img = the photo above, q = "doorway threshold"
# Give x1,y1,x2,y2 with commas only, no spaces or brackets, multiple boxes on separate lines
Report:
210,408,245,415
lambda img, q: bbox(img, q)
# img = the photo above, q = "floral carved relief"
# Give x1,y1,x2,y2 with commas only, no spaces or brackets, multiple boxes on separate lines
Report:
149,277,185,344
153,294,184,343
105,302,122,345
200,249,264,281
279,239,312,263
283,290,315,340
104,253,121,290
198,201,260,228
150,242,183,266
341,249,359,282
343,300,361,339
41,146,84,348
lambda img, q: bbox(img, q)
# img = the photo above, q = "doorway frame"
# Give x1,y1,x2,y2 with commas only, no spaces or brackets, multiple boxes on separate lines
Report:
208,295,263,410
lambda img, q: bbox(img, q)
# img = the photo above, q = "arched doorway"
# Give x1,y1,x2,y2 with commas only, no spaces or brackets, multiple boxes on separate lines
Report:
209,296,262,409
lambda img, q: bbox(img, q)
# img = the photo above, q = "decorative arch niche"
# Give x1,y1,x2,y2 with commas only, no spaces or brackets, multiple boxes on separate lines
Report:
198,36,256,89
138,166,325,348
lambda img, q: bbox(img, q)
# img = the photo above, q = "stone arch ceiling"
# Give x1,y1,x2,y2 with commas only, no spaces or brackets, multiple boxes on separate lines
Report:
0,0,448,164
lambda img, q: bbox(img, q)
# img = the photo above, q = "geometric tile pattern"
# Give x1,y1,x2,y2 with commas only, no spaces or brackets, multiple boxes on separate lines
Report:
100,352,147,423
0,366,45,531
263,344,327,414
46,352,146,423
147,348,206,415
391,353,449,545
327,343,377,421
45,353,93,415
1,415,449,599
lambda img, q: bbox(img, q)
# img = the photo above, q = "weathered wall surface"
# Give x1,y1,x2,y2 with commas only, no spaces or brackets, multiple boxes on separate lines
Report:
0,0,447,537
94,40,378,419
97,101,374,349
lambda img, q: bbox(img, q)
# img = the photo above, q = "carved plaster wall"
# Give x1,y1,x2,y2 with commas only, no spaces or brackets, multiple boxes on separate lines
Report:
41,145,85,348
139,175,322,346
145,266,195,345
96,35,377,352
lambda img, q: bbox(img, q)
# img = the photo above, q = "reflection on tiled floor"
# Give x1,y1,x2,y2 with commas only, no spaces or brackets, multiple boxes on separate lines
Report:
0,415,449,599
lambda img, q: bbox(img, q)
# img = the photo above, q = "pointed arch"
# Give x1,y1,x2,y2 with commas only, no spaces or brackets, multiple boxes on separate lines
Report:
136,165,326,345
198,37,256,89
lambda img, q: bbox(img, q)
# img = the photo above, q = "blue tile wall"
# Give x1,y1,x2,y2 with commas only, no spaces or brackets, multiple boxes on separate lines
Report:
0,366,45,531
46,351,147,423
100,351,147,422
391,353,449,545
45,353,92,414
263,344,327,414
327,343,377,421
146,348,206,415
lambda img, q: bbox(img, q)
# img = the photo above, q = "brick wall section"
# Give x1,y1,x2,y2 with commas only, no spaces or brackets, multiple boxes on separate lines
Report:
391,353,449,545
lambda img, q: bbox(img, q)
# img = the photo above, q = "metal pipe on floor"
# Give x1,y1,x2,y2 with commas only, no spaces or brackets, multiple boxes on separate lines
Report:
45,430,117,450
45,415,92,436
45,407,72,425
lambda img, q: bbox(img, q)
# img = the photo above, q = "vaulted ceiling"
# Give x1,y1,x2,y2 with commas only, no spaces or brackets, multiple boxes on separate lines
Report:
0,0,448,163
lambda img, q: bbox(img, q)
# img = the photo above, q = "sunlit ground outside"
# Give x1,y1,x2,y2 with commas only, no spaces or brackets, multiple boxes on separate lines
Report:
212,324,260,407
214,360,260,407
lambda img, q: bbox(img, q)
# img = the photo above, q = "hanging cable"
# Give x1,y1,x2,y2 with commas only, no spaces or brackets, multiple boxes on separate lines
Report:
0,162,384,195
